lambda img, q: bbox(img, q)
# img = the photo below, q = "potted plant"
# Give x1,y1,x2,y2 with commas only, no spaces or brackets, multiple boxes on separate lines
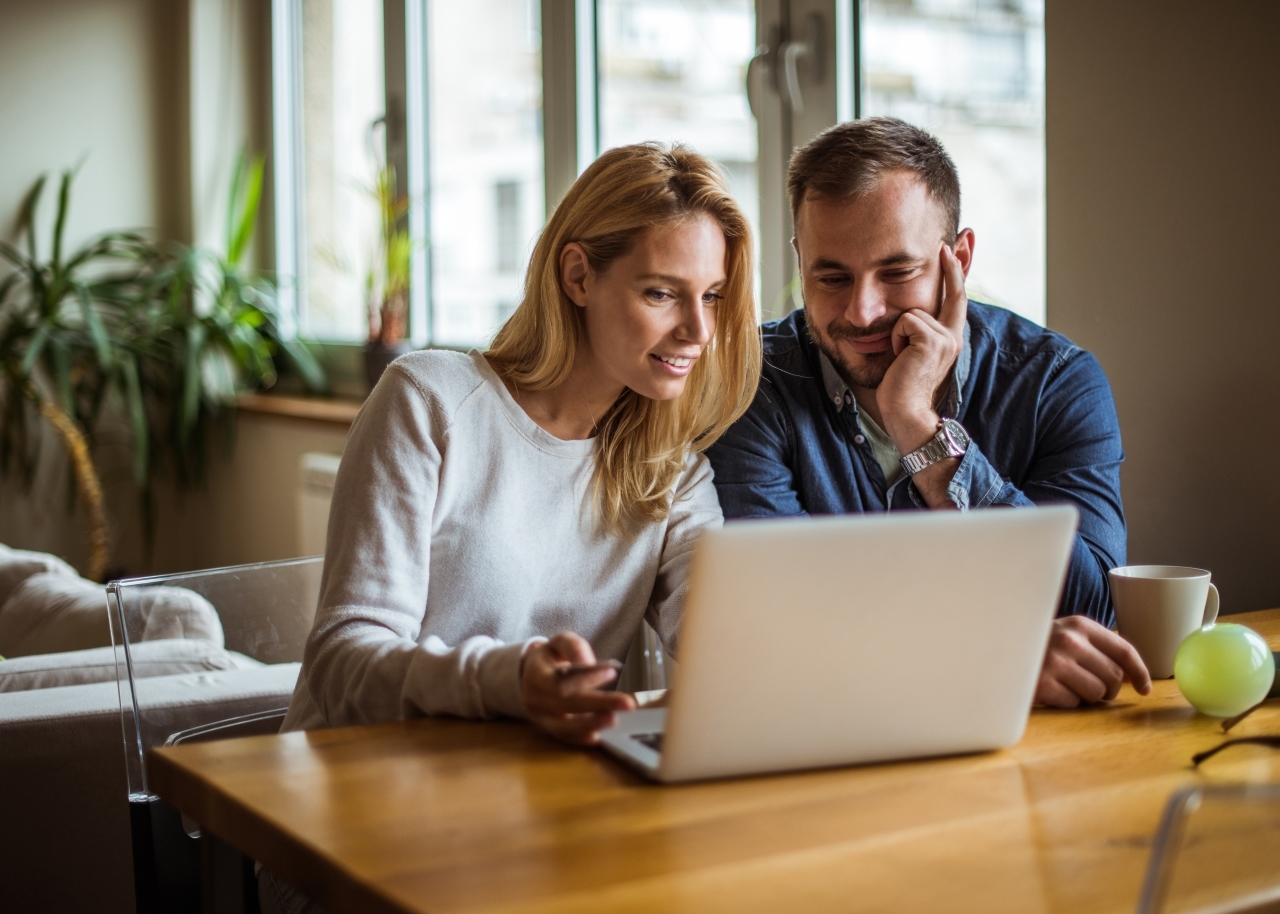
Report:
0,157,326,577
0,168,151,580
363,165,414,389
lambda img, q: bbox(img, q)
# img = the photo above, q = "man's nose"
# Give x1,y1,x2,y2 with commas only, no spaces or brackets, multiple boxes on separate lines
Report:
846,277,888,328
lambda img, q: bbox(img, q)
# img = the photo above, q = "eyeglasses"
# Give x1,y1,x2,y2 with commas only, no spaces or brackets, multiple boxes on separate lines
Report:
1190,698,1280,766
1192,736,1280,767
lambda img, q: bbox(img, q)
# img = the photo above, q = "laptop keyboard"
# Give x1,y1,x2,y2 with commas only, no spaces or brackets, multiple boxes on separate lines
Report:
633,732,664,753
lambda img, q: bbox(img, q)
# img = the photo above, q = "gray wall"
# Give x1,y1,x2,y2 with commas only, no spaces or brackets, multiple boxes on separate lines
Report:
1047,0,1280,612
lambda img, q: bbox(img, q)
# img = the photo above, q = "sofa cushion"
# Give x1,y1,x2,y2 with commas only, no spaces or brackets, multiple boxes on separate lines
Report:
0,544,77,608
0,639,264,693
0,573,224,658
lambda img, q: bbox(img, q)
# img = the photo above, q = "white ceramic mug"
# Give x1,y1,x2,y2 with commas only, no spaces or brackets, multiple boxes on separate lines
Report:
1108,565,1219,679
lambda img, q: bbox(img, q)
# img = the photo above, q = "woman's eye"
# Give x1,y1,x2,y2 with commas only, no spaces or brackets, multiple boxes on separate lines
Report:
702,291,723,306
645,289,674,303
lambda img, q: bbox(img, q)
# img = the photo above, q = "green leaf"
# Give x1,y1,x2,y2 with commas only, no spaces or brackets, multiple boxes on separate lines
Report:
119,352,149,485
76,283,112,370
0,271,21,306
52,168,75,274
181,322,207,443
0,239,32,273
19,324,50,378
279,335,328,392
18,175,46,264
49,336,74,416
227,155,264,267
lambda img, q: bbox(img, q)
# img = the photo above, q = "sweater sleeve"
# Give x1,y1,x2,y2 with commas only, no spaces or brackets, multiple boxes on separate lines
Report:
297,364,531,727
645,453,724,659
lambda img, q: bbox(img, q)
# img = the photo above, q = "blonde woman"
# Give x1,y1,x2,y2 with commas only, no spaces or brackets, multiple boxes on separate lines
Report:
280,144,759,747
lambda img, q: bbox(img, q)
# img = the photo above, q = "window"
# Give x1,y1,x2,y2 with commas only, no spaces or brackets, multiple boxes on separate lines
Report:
280,0,387,341
271,0,1046,351
596,0,759,257
861,0,1046,324
425,0,543,347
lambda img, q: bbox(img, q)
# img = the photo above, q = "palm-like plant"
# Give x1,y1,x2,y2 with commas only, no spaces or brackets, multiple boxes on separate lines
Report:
125,154,326,498
0,169,151,580
0,156,326,579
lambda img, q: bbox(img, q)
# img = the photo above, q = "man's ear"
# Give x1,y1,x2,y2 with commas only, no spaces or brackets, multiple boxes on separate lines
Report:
559,242,591,308
953,228,976,278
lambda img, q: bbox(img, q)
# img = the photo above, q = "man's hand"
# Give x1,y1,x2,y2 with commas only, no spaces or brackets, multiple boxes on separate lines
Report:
876,245,968,507
521,632,636,745
1036,616,1152,708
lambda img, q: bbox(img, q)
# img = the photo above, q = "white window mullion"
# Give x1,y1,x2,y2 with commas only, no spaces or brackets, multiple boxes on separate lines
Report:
270,0,303,338
404,0,431,346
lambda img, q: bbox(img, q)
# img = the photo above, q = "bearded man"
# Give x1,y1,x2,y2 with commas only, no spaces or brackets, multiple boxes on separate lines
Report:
707,117,1151,709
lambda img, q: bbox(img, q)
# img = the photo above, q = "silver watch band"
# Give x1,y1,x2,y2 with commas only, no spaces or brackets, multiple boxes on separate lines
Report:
899,418,969,476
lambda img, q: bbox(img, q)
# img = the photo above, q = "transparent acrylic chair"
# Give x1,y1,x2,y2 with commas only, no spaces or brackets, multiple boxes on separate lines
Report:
1137,783,1280,914
108,556,323,914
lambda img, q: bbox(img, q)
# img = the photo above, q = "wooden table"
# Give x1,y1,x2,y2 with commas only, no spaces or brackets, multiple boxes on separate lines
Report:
150,609,1280,914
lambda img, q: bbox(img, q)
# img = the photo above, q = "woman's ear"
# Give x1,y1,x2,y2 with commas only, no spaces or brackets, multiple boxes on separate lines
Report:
559,243,591,309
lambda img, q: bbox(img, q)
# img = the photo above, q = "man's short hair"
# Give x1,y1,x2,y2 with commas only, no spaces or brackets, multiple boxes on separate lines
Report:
787,117,960,242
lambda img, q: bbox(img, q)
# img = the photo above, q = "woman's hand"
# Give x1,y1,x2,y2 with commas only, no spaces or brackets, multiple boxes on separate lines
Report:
521,632,637,745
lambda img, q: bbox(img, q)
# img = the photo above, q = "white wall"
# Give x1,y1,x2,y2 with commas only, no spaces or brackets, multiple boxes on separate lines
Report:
1047,0,1280,612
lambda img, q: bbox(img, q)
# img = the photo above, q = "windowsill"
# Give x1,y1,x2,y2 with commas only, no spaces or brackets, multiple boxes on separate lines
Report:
236,392,364,426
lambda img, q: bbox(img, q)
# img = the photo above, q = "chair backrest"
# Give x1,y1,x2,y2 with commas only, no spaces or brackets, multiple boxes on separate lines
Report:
108,556,323,802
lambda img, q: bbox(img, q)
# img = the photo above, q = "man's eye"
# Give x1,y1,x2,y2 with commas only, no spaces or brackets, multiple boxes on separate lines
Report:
883,270,916,282
815,274,848,286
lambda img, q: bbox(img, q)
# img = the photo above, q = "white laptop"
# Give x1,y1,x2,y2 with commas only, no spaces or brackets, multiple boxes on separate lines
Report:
600,505,1079,782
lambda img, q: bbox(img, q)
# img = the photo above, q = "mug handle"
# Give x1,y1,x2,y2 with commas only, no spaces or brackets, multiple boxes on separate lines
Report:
1203,583,1220,624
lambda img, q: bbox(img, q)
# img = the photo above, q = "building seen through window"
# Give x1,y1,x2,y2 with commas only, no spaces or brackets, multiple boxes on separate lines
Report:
862,0,1046,324
597,0,759,271
296,0,386,341
427,0,543,347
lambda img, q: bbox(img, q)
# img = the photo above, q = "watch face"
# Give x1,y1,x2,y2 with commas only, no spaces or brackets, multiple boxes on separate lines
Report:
943,419,971,453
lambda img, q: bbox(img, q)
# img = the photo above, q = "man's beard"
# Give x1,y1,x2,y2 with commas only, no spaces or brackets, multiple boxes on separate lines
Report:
807,314,897,391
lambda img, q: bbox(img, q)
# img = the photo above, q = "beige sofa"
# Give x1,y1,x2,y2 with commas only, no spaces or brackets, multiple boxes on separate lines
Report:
0,545,301,912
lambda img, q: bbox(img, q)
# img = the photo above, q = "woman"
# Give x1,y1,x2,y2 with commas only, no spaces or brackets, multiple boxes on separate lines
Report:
279,143,758,750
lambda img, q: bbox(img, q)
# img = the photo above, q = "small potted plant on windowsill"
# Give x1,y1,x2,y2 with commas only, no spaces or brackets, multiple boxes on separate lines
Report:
363,165,413,390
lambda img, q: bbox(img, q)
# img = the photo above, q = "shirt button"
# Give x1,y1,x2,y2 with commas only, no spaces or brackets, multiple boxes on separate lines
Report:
854,434,866,445
832,394,842,405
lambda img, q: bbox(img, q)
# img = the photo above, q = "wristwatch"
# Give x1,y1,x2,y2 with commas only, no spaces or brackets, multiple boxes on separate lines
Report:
899,417,970,476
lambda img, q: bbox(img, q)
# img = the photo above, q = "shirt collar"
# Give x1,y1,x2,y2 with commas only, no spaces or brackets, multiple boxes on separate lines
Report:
817,317,972,416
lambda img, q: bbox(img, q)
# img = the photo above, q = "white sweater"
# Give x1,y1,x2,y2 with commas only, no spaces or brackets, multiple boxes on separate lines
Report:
282,350,722,731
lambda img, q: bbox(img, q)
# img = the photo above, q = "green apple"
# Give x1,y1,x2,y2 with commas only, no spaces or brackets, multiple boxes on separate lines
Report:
1174,623,1275,717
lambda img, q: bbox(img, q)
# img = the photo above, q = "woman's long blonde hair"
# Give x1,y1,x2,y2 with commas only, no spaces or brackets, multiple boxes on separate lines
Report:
486,143,760,532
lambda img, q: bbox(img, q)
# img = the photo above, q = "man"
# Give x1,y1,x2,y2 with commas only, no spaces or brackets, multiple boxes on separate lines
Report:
707,117,1151,709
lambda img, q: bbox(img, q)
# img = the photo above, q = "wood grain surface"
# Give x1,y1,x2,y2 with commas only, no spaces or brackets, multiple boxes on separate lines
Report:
149,609,1280,914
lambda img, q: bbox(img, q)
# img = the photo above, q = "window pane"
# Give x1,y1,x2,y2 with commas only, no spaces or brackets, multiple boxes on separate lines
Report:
863,0,1045,324
427,0,544,348
597,0,759,258
297,0,386,341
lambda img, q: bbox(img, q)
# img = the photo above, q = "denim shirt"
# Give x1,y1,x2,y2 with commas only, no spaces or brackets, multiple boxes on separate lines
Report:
706,303,1125,626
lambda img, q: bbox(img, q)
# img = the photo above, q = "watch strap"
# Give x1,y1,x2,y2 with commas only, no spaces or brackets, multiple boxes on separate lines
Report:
899,418,969,476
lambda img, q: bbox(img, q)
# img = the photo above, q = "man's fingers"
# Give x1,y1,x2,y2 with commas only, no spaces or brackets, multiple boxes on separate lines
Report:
1051,661,1109,705
1070,644,1127,701
1035,675,1082,709
937,244,968,340
1085,624,1153,695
